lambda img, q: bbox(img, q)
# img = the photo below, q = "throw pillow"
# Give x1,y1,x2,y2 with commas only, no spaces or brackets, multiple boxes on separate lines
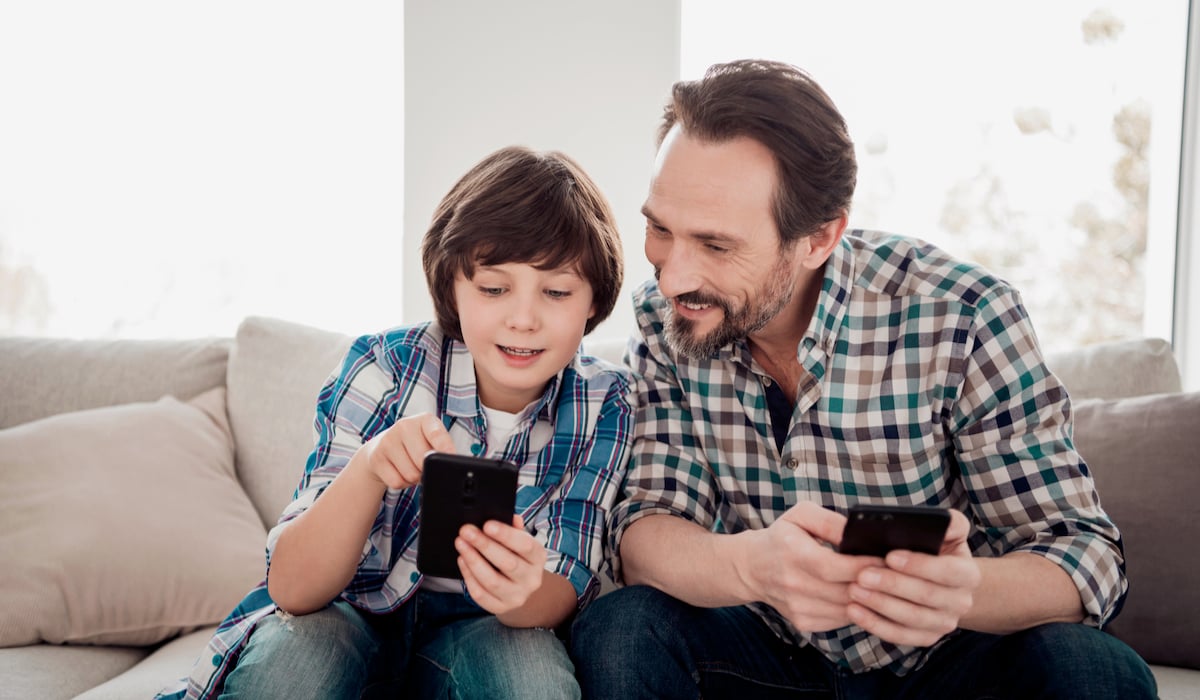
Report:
1072,390,1200,669
0,388,267,647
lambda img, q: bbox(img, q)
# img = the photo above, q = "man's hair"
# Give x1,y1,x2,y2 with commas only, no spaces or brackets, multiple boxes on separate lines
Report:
659,59,857,245
421,145,624,341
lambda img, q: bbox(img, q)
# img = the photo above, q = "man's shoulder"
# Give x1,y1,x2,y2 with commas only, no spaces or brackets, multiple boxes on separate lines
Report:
845,230,1011,308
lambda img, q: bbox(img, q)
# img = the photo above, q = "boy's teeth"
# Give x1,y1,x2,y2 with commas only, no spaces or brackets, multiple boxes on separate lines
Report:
502,346,538,356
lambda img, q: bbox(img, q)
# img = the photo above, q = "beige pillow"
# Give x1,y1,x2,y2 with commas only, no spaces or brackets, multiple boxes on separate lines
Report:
0,388,267,647
1072,390,1200,669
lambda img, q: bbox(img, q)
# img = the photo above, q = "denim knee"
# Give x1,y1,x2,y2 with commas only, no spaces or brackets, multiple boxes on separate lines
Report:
413,617,578,700
1007,622,1157,699
570,586,692,676
220,602,380,700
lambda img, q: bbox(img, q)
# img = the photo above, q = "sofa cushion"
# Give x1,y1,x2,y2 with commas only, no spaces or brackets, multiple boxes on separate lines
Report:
1046,337,1181,401
0,643,149,700
0,335,230,430
0,388,266,647
1071,390,1200,669
226,316,354,528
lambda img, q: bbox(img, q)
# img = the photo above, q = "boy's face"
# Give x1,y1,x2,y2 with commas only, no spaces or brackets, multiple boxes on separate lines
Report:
454,261,596,413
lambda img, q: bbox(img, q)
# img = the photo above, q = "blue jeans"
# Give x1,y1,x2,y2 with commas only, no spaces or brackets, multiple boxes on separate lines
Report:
219,591,578,699
570,585,1157,700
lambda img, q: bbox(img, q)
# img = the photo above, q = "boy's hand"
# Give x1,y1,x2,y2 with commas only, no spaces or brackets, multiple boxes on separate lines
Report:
456,514,548,615
354,412,456,490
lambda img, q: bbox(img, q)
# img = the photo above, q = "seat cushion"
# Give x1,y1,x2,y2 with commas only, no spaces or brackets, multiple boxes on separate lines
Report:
0,644,149,700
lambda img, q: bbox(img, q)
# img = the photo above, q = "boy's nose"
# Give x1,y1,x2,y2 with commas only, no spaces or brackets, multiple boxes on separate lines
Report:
505,296,539,331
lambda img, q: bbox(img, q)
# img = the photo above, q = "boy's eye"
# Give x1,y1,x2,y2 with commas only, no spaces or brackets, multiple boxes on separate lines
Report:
545,289,572,299
478,286,504,296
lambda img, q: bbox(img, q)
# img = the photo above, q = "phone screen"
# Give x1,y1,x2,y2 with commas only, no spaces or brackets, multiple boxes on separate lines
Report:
838,503,951,556
417,452,518,579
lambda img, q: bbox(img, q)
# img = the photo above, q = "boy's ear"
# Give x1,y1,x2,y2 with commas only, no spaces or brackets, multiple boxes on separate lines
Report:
799,213,849,270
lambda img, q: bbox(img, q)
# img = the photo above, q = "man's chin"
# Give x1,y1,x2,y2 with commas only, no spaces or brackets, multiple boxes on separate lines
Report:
665,319,730,359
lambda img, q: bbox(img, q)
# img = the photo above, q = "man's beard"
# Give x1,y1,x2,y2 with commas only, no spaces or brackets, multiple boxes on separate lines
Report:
663,255,796,359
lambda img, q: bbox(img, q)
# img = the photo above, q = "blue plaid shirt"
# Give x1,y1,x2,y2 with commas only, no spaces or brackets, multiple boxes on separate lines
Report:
611,230,1127,675
160,322,633,699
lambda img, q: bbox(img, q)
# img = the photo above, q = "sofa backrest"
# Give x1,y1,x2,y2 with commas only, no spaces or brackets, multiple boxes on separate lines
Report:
0,335,230,430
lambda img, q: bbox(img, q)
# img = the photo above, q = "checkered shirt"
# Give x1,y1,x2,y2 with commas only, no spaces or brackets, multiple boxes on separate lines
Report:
610,230,1127,675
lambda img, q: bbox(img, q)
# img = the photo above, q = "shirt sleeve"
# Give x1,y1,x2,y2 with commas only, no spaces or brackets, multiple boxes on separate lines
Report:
537,370,635,607
950,286,1127,626
607,292,723,584
265,334,409,580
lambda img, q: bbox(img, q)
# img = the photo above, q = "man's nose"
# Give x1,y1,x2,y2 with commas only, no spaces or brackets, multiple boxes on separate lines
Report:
647,237,700,299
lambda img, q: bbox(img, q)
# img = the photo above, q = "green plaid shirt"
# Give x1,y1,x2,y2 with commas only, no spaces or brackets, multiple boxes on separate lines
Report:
611,230,1126,675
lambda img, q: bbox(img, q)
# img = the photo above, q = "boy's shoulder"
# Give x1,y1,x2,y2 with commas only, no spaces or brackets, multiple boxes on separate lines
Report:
351,321,446,359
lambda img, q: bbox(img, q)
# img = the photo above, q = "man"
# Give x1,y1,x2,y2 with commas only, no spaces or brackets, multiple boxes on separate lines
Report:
569,59,1156,698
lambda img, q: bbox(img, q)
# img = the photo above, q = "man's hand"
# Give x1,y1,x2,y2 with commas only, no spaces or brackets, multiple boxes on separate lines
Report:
737,502,883,632
844,508,981,646
456,514,548,615
351,412,457,491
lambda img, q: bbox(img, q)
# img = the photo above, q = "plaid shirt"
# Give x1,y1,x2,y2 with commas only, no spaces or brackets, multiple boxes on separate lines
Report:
160,322,633,699
611,230,1126,675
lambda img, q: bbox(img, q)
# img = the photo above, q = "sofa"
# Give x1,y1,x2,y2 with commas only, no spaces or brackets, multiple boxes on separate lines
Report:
1,315,1197,699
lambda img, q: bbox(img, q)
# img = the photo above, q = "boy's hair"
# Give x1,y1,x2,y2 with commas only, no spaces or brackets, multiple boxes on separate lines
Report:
659,59,857,246
421,145,624,341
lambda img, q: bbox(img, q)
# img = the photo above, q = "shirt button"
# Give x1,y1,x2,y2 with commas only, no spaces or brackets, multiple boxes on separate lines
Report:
211,654,222,666
470,443,483,455
785,458,799,470
762,377,773,387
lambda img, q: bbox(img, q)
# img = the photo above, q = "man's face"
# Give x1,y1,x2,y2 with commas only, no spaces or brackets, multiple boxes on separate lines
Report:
642,125,800,358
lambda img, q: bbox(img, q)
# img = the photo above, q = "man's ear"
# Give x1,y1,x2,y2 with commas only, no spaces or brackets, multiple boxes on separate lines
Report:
799,213,849,270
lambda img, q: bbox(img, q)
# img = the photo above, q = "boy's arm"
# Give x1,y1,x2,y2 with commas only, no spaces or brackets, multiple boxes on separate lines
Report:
495,572,578,628
269,413,456,614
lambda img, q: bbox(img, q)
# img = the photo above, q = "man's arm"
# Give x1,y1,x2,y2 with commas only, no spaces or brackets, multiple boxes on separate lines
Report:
621,504,879,633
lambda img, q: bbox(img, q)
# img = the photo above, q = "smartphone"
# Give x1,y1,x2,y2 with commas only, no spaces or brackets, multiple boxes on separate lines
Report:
417,452,519,579
838,503,951,557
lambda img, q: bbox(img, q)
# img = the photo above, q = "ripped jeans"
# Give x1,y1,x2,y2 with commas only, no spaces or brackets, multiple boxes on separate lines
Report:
218,591,578,700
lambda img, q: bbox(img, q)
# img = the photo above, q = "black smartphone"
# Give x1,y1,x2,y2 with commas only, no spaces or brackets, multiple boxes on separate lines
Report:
838,503,951,557
417,452,519,579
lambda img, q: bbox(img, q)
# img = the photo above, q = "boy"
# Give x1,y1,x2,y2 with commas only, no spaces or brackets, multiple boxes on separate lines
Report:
159,145,632,699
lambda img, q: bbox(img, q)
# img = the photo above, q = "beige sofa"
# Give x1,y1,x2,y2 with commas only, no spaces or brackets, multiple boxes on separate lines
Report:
1,316,1197,699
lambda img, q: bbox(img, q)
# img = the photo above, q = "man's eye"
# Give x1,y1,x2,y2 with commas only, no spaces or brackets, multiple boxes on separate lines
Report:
704,243,728,254
646,223,670,238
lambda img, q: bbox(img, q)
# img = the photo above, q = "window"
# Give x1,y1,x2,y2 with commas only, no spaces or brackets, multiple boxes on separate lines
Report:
682,0,1188,352
0,2,404,338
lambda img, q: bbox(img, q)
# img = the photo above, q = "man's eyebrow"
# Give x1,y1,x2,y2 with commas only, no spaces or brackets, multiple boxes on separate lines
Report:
642,205,741,247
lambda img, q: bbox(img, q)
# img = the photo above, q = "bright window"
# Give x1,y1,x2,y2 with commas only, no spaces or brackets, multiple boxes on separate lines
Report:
0,2,404,339
682,0,1188,352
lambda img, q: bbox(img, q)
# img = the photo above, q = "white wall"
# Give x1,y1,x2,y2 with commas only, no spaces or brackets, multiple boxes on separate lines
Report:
403,0,680,345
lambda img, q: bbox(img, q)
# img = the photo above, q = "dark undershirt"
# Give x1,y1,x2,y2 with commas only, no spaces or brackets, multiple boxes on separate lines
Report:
763,378,792,452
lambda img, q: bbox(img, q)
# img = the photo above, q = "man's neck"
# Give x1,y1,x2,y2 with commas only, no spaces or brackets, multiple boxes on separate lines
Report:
746,272,824,404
